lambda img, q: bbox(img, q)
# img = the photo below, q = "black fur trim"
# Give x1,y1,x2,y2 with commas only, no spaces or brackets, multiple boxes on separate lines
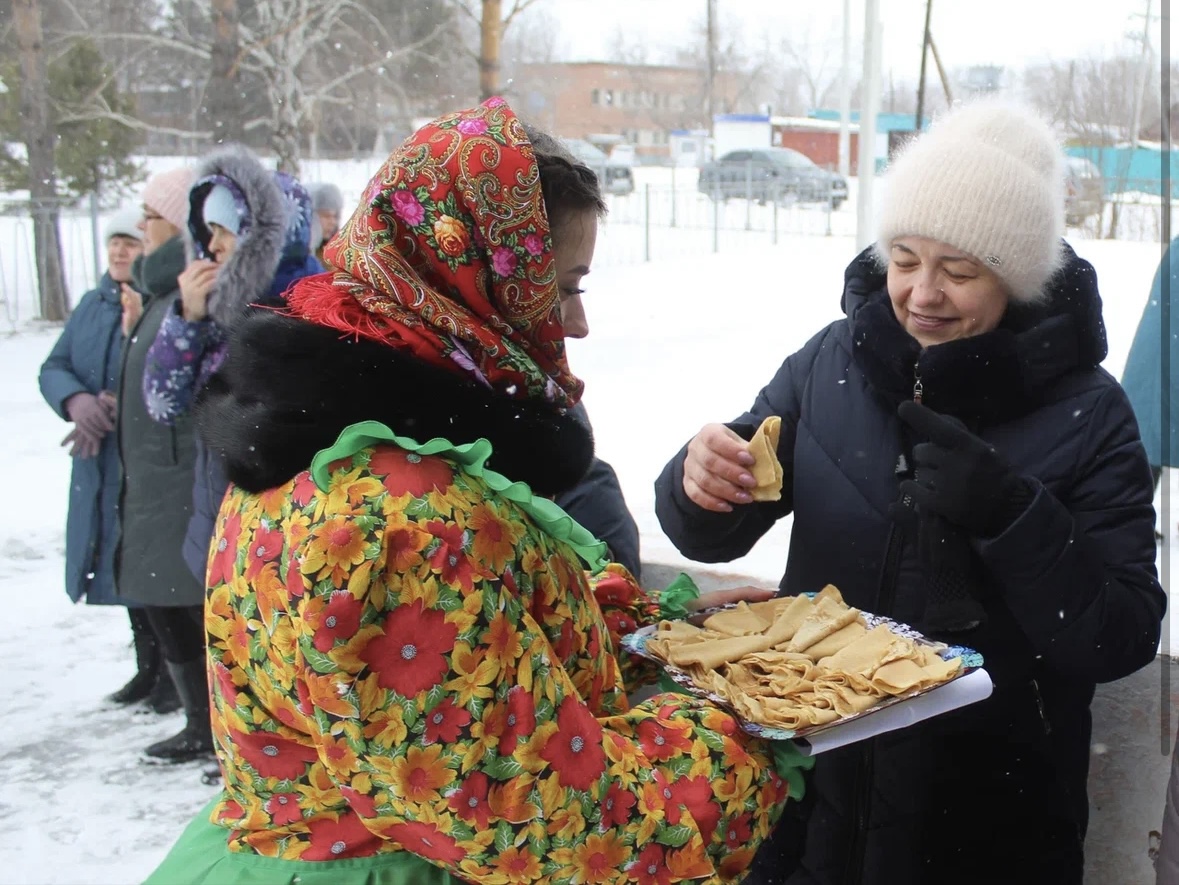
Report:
844,241,1108,424
194,310,595,497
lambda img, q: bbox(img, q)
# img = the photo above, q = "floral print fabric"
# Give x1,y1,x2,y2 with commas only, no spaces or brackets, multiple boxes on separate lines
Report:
205,430,790,882
283,97,583,409
142,302,225,425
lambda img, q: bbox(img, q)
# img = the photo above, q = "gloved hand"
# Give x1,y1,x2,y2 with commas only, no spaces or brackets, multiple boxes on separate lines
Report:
770,740,816,801
65,392,115,438
897,400,1032,538
61,427,101,459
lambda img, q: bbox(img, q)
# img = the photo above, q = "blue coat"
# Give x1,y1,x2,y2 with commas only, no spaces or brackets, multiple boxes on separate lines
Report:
1121,237,1179,467
38,273,128,605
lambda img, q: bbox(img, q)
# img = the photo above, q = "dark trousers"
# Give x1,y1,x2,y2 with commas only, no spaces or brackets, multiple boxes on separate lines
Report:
144,605,205,664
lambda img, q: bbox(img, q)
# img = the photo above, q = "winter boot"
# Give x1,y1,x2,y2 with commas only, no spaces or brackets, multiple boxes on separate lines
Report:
143,665,182,715
107,608,160,705
143,659,214,763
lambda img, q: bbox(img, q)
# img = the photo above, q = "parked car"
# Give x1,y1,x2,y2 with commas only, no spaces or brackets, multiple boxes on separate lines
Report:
698,147,848,209
562,138,635,196
1064,156,1104,225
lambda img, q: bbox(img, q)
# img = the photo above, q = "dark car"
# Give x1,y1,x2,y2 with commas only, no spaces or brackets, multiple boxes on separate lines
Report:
698,147,848,208
1064,156,1104,225
562,138,635,196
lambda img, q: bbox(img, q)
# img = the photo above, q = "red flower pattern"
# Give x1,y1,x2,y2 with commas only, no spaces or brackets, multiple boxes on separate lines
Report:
539,696,606,791
312,590,364,652
232,729,320,781
447,771,492,829
245,525,283,580
208,511,241,587
423,697,471,744
359,599,457,697
303,811,378,860
369,447,454,498
383,821,465,866
264,792,303,826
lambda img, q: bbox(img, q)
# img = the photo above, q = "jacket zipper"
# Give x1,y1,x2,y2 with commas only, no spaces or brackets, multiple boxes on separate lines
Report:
845,363,925,884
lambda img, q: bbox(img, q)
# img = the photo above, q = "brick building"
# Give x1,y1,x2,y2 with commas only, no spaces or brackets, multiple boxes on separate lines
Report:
513,61,744,159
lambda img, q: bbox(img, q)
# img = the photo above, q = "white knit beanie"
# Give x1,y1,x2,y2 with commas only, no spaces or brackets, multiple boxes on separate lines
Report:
103,206,143,243
874,98,1066,303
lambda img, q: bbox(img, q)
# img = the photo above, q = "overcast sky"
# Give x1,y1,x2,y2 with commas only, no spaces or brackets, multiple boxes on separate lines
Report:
533,0,1161,82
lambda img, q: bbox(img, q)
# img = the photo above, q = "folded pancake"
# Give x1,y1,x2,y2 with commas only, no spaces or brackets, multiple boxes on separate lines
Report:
871,654,962,696
703,602,771,637
748,416,784,502
802,620,868,660
785,596,861,653
666,633,776,670
761,594,815,645
817,624,898,675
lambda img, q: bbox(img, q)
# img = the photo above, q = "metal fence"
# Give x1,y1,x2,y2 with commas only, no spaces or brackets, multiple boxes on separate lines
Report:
2,173,1177,329
0,196,106,331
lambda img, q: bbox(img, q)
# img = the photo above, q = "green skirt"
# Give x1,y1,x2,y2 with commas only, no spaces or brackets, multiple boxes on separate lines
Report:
143,798,457,885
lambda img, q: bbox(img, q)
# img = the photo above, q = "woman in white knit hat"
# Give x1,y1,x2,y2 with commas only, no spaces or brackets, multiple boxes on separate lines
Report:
654,98,1164,884
37,207,144,699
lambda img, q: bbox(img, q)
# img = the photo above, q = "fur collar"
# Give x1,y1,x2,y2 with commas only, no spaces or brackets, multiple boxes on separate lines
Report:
841,243,1108,424
194,309,596,496
185,144,287,328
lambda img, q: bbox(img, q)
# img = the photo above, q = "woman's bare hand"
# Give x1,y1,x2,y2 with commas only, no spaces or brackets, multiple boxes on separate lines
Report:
682,423,757,512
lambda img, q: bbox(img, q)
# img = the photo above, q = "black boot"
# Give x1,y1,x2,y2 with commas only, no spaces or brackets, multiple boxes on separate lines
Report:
144,665,182,715
144,660,214,763
107,609,160,705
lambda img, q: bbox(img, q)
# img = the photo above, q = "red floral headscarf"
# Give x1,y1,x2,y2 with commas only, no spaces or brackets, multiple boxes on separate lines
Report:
283,98,583,408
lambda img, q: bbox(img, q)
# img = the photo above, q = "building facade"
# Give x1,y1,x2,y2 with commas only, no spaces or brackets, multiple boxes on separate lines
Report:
514,61,743,159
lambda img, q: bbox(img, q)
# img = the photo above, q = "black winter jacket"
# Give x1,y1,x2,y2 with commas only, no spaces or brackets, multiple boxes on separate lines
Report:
654,245,1165,885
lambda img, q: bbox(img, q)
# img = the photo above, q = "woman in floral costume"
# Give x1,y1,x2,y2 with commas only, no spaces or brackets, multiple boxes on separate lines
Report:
145,99,807,885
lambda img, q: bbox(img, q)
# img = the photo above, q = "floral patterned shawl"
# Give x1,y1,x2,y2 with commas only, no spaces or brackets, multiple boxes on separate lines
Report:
283,98,583,409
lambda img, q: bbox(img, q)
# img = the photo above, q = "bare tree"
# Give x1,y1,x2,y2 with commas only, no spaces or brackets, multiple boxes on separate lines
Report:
12,0,69,321
1023,53,1154,237
451,0,545,100
204,0,245,144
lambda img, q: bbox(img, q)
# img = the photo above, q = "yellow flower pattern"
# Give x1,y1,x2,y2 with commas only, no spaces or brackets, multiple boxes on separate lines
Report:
204,436,791,881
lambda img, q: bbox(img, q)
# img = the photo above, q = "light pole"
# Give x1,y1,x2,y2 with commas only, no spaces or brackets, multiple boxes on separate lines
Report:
856,0,882,252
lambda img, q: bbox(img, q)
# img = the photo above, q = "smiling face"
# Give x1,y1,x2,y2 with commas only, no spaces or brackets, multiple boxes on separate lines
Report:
886,236,1010,347
106,235,142,283
553,210,599,340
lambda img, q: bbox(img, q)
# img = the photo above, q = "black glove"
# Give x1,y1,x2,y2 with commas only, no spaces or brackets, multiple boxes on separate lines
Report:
65,391,114,438
897,400,1032,538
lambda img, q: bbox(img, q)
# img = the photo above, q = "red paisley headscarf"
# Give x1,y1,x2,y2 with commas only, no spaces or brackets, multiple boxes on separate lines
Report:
283,98,583,408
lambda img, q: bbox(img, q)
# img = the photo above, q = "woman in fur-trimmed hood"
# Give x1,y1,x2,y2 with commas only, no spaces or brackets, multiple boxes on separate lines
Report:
135,143,322,765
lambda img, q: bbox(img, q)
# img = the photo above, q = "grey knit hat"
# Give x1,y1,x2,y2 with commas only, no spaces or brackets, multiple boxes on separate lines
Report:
308,182,344,214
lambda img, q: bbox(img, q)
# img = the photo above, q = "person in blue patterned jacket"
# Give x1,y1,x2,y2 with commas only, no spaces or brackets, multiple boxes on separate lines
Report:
138,144,322,763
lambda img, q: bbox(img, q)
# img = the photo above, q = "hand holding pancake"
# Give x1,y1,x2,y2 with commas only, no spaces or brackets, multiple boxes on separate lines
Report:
683,415,785,511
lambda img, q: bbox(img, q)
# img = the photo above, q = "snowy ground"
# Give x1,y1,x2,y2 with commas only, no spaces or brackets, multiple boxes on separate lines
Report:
0,165,1176,882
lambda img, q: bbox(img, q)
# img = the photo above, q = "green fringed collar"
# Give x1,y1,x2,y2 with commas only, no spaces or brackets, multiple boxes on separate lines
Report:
310,420,609,573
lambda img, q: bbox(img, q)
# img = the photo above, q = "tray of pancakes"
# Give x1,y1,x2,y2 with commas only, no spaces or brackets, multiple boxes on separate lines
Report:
622,584,985,742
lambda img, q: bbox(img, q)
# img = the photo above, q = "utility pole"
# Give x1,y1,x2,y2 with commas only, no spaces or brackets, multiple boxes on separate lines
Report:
706,0,716,137
915,0,933,130
1129,0,1155,149
838,0,851,178
856,0,882,252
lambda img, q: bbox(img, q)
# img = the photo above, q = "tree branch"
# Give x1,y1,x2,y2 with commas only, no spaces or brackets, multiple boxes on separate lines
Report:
504,0,544,28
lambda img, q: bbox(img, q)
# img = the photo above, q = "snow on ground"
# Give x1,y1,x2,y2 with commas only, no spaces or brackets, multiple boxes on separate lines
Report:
0,164,1176,882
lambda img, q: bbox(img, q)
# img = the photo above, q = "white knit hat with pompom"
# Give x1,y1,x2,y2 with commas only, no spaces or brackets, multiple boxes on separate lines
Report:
874,98,1066,303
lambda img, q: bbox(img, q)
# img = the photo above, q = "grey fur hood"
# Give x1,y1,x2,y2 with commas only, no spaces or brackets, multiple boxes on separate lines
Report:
185,143,286,329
